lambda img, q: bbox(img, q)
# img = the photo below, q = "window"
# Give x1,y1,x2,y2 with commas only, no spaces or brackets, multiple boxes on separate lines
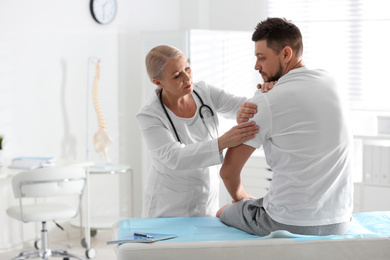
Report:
190,30,258,100
189,29,259,134
265,0,390,112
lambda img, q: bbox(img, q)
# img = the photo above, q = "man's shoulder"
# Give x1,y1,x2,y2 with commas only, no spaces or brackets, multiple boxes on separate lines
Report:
249,89,268,102
290,67,332,78
279,67,335,88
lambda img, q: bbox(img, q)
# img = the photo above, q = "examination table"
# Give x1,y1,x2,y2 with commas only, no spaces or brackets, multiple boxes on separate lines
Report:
111,211,390,260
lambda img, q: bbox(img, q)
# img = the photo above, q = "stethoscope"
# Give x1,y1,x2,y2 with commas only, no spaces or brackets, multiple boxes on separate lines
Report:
159,89,217,143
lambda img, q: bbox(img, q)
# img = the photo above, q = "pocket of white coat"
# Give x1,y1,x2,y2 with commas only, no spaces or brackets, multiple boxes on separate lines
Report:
155,188,194,217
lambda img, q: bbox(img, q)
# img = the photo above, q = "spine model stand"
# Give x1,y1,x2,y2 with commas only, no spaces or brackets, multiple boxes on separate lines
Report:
92,60,112,163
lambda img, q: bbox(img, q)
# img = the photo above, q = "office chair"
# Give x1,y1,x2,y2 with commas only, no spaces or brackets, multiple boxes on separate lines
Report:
6,166,87,260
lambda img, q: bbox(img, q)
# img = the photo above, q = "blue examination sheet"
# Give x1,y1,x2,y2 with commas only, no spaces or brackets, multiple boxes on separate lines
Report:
117,211,390,242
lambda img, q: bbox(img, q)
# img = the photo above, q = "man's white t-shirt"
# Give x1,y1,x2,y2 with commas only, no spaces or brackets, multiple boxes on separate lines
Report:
245,67,354,226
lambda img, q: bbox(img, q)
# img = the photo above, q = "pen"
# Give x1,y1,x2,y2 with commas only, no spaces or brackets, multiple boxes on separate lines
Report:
134,232,154,238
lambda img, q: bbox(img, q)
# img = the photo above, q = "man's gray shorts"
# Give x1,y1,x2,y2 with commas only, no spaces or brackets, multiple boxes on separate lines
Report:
220,198,350,236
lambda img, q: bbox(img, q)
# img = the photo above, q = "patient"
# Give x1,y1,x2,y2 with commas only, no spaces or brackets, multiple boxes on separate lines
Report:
217,17,354,236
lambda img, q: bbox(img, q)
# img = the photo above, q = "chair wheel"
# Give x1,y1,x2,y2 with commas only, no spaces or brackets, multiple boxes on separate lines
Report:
91,229,97,237
81,238,88,248
86,248,96,259
34,239,40,249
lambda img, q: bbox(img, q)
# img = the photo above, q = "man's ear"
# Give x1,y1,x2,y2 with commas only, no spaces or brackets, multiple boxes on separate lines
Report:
282,46,293,63
152,78,163,88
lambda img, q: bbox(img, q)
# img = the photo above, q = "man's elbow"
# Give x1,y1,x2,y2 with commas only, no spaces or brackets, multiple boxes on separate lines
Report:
220,164,232,181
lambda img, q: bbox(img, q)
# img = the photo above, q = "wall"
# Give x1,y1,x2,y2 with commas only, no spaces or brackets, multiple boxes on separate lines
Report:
208,0,266,30
0,0,267,219
0,0,184,250
0,3,270,252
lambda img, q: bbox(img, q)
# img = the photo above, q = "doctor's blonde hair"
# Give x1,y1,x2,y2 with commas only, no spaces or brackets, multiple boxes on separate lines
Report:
145,45,184,82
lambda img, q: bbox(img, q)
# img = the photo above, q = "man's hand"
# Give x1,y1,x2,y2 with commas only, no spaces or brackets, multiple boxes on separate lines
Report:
232,193,254,203
237,81,277,124
257,81,277,93
236,102,257,124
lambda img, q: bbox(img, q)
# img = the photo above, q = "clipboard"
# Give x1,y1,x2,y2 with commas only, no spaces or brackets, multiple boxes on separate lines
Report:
107,232,178,245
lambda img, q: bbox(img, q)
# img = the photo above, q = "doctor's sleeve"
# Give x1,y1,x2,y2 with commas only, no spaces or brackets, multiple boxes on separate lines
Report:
207,84,248,119
136,112,223,171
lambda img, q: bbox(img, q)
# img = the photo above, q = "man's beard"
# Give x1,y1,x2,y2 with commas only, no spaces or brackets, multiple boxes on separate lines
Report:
263,62,284,83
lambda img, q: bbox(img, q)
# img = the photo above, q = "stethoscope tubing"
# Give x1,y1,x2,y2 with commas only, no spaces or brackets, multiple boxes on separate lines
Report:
159,89,215,143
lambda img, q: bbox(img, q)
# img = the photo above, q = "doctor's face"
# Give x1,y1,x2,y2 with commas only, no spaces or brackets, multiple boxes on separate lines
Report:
158,55,193,98
254,40,284,83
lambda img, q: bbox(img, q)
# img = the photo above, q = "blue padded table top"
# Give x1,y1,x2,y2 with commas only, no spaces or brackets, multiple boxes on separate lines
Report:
117,211,390,242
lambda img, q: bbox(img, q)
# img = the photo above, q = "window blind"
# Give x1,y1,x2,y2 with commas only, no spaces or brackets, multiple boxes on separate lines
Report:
189,29,258,99
265,0,390,111
189,30,259,135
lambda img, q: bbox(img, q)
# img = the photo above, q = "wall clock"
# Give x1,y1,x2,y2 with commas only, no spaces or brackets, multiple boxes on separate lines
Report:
90,0,117,25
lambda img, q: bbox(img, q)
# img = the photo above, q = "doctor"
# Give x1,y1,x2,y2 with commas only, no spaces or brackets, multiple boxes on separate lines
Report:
137,45,260,218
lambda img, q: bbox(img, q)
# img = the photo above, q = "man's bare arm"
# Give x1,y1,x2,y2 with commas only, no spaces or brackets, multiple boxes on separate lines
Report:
220,144,256,202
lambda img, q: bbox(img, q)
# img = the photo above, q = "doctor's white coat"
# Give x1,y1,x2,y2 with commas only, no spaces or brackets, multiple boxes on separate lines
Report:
136,81,247,217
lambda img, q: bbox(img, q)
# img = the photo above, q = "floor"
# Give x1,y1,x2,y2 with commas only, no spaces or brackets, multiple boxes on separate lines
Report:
0,222,116,260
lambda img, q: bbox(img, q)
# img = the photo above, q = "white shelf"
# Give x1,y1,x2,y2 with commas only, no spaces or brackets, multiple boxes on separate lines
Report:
354,134,390,141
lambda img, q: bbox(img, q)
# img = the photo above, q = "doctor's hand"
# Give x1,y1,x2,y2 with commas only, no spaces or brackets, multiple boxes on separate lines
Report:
218,121,259,152
257,80,277,93
236,102,257,124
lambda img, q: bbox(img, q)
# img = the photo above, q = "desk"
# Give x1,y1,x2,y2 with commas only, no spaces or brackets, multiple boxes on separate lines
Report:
0,159,92,178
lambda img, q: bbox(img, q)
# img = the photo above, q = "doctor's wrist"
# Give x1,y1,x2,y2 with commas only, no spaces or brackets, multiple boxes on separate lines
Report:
217,137,227,152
